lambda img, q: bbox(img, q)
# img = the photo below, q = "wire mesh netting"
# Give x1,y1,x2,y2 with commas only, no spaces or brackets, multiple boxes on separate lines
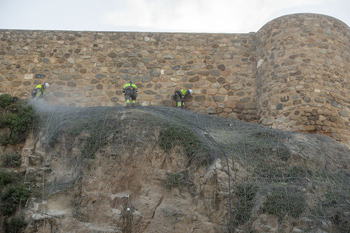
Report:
25,101,350,232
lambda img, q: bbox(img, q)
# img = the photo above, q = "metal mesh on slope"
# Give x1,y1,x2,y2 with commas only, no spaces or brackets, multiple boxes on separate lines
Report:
29,102,350,233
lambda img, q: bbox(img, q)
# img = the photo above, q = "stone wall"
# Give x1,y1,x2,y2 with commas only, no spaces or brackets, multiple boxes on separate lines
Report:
0,30,258,122
256,13,350,143
1,13,350,144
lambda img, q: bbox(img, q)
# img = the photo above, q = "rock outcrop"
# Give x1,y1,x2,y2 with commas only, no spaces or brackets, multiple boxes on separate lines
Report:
12,103,349,233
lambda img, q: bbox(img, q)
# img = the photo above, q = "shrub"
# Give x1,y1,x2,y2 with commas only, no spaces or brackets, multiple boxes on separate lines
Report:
232,184,258,226
159,125,200,155
285,166,313,181
46,118,118,159
0,170,13,187
81,130,109,159
234,183,258,201
1,183,31,215
0,94,14,108
4,215,27,233
311,188,350,232
234,130,290,162
262,186,306,219
0,114,7,127
254,163,283,179
159,125,213,166
0,101,35,145
2,152,22,167
161,171,192,191
276,144,291,161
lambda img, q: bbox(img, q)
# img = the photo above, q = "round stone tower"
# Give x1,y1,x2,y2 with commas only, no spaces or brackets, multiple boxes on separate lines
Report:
255,13,350,144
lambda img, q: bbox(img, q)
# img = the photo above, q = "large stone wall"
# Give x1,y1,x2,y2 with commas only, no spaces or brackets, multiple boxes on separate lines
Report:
1,13,350,144
0,30,258,121
255,14,350,143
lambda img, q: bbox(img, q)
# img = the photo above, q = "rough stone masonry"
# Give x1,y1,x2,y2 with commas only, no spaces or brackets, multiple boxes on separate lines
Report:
1,13,350,145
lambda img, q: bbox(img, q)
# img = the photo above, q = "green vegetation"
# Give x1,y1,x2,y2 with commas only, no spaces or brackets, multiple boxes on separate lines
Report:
1,183,31,215
0,94,35,145
161,171,193,191
4,215,27,233
233,130,291,161
232,183,258,226
71,194,88,222
0,170,14,187
285,165,313,180
161,207,184,224
0,95,33,228
311,188,350,232
2,152,22,167
314,169,349,185
254,164,313,182
159,125,213,166
159,125,200,155
45,114,119,159
80,128,110,159
254,163,283,179
262,186,306,219
0,94,14,108
46,120,88,150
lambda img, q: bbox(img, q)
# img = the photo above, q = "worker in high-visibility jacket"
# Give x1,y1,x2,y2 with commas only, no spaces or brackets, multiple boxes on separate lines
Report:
173,88,193,108
31,82,49,99
123,81,138,107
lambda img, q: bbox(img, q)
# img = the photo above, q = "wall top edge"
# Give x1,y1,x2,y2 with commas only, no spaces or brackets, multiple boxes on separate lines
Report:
0,28,254,36
258,12,350,33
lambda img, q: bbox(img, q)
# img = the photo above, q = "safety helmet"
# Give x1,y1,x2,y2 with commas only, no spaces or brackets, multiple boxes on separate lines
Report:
44,82,49,88
188,89,193,95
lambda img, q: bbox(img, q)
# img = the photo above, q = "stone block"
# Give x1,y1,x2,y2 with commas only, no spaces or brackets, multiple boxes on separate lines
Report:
197,70,209,76
206,107,216,114
110,97,119,102
59,74,73,81
35,74,46,79
213,95,225,102
276,103,283,110
189,76,199,82
210,69,220,76
244,102,256,109
340,109,349,117
217,64,226,71
240,97,251,103
53,92,66,97
143,90,157,95
217,77,225,84
24,74,33,80
194,95,206,102
67,81,76,87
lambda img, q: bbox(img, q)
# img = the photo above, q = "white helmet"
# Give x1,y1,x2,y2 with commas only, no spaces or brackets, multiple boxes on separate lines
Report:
44,83,49,88
188,89,193,95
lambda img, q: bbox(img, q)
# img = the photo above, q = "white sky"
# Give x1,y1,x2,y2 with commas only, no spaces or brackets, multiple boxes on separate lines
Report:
0,0,349,33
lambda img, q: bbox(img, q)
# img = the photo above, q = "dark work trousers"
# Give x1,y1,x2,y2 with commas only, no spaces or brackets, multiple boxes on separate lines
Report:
174,91,184,108
125,88,137,107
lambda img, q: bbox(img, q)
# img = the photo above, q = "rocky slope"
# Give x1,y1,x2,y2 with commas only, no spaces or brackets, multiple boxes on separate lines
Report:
1,101,350,233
